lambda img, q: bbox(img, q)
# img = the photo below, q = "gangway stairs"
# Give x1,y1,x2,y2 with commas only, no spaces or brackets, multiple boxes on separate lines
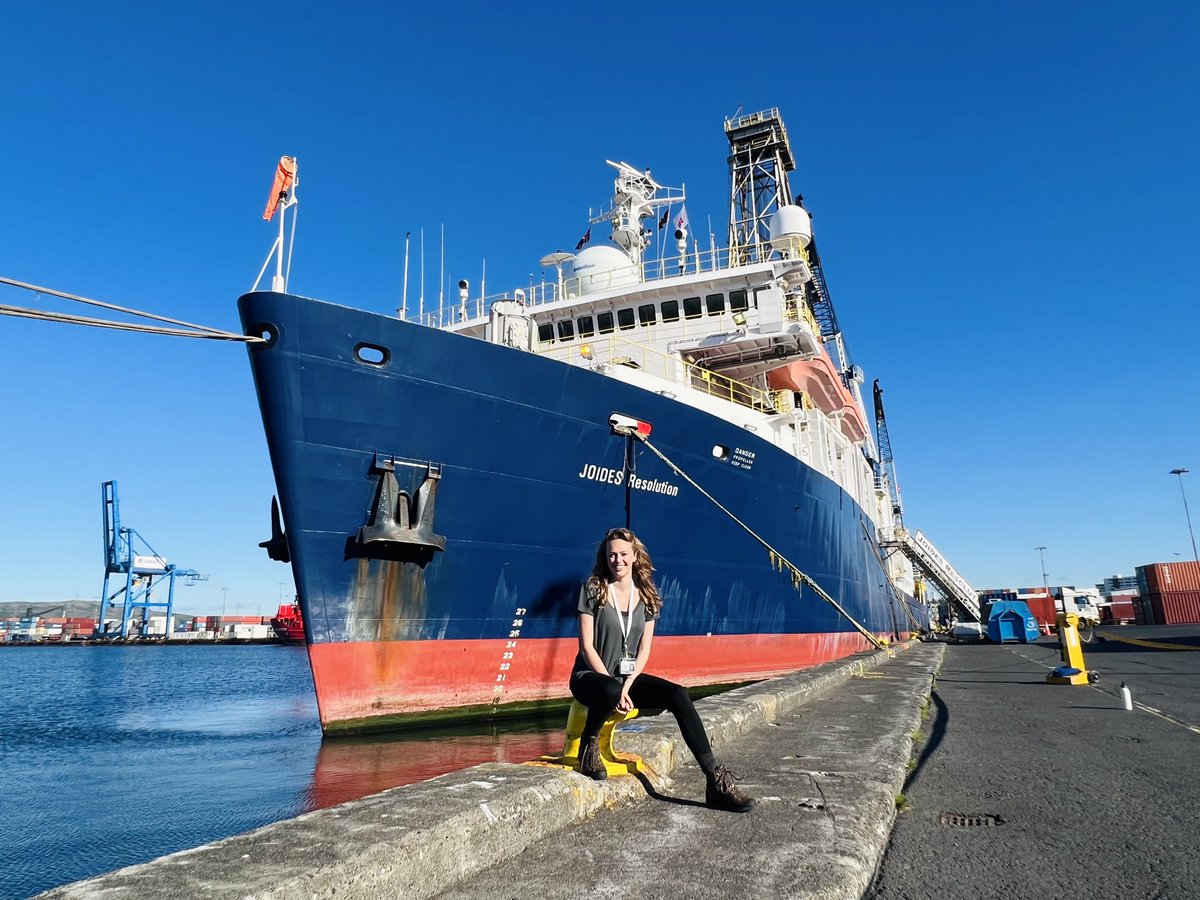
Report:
890,528,980,622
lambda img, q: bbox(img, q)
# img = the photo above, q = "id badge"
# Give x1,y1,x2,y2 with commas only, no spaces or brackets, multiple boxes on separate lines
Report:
617,657,636,676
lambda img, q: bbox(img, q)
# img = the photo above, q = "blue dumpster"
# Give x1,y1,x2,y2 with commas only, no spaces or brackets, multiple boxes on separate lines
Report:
986,601,1040,643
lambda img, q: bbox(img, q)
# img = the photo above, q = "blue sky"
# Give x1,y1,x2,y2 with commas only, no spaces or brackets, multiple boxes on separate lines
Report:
2,1,1197,614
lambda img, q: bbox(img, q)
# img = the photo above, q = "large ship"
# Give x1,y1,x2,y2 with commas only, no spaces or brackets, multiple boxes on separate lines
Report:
240,109,925,734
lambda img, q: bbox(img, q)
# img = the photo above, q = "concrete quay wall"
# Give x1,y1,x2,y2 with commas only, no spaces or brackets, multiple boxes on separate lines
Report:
40,642,926,900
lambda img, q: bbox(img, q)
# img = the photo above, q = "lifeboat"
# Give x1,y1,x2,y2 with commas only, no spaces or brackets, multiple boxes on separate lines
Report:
767,352,868,443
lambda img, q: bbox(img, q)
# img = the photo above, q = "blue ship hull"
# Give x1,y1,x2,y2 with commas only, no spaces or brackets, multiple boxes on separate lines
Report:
239,290,919,732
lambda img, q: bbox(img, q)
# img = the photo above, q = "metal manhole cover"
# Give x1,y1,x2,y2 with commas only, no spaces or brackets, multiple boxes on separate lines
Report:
939,812,1004,828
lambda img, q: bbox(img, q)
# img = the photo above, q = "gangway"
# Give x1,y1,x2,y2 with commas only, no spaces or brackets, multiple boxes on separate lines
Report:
98,480,208,639
888,528,981,622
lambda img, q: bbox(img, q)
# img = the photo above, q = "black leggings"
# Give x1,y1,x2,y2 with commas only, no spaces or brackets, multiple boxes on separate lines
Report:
570,671,716,774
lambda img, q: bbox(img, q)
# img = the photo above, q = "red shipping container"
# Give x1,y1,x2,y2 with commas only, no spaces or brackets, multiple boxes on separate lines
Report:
1101,599,1136,623
1022,596,1059,626
1149,590,1200,625
1140,561,1200,594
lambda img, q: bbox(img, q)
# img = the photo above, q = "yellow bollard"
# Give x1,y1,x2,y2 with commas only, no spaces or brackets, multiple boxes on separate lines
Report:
532,700,648,777
1046,612,1099,685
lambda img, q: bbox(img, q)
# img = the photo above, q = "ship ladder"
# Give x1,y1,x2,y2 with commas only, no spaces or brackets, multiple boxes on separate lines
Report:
860,518,929,639
614,426,889,651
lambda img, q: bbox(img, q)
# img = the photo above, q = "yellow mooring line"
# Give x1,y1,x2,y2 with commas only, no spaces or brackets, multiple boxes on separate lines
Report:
1102,634,1200,652
623,430,889,651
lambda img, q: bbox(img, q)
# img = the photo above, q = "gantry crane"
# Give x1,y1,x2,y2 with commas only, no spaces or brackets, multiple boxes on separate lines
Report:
98,480,208,639
873,379,903,528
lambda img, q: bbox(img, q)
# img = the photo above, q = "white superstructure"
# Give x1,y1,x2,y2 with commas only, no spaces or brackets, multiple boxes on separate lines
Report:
411,109,915,598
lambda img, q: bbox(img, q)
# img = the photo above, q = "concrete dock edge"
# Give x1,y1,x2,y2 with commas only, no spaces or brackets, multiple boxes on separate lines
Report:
39,641,935,900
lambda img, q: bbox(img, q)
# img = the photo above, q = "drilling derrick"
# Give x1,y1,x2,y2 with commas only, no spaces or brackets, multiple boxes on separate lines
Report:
725,108,796,264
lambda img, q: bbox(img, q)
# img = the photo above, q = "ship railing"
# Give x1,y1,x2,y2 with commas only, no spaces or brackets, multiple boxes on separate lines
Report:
536,333,780,414
410,244,774,330
724,107,783,132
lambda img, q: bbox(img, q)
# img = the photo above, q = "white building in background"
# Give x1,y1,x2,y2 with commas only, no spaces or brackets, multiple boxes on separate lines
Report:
1097,575,1139,599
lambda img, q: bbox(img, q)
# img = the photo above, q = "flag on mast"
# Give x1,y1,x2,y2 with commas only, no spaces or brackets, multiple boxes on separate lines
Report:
673,204,691,237
575,227,591,251
263,156,297,221
657,206,671,230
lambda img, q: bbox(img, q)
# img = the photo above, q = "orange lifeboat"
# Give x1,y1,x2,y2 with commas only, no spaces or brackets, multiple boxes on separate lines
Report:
768,352,868,443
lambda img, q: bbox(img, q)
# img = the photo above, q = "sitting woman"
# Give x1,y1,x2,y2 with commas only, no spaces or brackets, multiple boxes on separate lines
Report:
569,526,754,813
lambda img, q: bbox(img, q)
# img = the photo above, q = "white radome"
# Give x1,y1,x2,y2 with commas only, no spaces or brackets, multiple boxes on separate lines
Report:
567,245,641,296
768,205,813,251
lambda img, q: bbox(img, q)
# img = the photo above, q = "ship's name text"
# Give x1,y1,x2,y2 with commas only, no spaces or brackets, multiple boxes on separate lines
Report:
578,464,680,497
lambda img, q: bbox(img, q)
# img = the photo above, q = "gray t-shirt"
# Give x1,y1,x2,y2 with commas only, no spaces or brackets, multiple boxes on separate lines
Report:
571,583,659,680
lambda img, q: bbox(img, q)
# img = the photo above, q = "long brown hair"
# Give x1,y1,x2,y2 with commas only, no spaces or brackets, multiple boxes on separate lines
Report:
584,527,662,618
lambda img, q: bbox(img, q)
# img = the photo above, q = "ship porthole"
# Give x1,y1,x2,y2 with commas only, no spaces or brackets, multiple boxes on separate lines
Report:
712,444,730,460
247,322,278,348
354,342,390,366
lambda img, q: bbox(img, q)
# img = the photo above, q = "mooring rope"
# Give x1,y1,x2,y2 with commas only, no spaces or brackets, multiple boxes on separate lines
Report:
617,427,889,650
0,275,264,343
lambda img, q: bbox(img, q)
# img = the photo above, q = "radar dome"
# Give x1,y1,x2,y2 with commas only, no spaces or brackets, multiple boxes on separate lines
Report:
769,206,812,252
566,245,641,296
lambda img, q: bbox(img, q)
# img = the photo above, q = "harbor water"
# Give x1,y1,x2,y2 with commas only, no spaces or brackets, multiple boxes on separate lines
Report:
0,644,562,899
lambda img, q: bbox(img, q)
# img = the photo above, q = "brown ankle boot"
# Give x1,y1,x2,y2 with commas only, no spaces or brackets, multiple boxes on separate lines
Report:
579,736,607,781
705,764,754,812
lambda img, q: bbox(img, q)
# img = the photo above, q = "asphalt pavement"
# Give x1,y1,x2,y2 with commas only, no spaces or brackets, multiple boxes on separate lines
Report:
869,626,1200,900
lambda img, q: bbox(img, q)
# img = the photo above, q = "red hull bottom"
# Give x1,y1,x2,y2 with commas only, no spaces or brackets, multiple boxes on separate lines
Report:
308,631,889,732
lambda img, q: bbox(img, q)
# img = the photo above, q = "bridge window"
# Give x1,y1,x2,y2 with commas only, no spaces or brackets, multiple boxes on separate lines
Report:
683,296,702,319
661,299,680,322
730,289,749,312
617,308,636,330
597,311,615,334
638,303,657,325
557,320,575,341
537,322,554,343
577,315,595,338
706,293,725,315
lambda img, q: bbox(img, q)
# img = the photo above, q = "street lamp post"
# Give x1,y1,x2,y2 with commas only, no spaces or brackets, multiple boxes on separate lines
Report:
1169,468,1198,562
221,586,229,618
1035,546,1049,593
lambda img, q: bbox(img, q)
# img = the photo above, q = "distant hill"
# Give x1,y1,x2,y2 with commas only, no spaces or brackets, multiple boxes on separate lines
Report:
0,601,202,620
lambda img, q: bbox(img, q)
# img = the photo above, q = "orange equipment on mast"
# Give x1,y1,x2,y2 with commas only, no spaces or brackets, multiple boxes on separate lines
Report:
263,156,298,221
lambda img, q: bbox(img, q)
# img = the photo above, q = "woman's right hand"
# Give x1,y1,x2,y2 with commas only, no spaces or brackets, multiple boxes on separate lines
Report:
616,686,633,713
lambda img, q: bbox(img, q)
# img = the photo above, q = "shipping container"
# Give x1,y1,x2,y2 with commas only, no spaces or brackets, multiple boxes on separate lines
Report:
1137,561,1200,595
232,623,272,640
1020,596,1059,627
210,615,261,626
1149,590,1200,625
1101,599,1136,624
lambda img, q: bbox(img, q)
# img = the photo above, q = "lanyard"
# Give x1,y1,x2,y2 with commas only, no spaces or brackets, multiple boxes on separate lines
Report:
608,583,638,651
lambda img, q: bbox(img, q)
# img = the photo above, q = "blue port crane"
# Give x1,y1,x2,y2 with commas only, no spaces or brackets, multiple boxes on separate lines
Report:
98,480,208,639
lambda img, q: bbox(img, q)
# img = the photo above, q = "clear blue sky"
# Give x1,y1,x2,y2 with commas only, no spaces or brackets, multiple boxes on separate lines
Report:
2,1,1197,614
